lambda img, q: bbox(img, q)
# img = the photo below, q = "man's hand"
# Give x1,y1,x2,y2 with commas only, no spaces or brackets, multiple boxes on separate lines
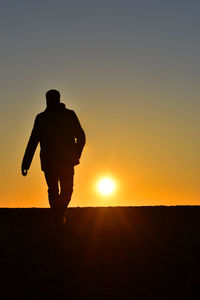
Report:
22,168,28,176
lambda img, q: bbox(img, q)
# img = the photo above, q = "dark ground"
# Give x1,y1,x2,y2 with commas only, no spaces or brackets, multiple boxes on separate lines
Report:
0,206,200,299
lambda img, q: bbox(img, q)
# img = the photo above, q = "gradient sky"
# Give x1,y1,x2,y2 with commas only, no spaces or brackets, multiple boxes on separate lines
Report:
0,0,199,207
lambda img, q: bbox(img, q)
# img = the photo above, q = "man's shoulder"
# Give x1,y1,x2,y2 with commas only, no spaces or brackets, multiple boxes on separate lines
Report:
65,108,77,118
35,111,46,119
65,108,75,114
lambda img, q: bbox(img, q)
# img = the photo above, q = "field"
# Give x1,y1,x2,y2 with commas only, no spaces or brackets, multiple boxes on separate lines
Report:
1,207,200,299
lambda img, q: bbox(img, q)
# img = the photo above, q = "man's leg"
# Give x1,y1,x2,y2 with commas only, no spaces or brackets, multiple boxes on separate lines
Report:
59,167,74,219
44,171,60,216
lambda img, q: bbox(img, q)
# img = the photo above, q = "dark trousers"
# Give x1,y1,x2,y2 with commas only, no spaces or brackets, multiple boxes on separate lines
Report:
44,167,74,216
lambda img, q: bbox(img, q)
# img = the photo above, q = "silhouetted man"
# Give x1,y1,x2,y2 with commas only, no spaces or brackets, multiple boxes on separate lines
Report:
21,90,86,227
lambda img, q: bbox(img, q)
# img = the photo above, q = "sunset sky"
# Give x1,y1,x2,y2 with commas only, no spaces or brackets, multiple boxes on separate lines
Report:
0,1,199,207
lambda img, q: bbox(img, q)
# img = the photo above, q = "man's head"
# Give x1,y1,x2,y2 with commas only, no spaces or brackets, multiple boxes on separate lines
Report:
46,89,60,108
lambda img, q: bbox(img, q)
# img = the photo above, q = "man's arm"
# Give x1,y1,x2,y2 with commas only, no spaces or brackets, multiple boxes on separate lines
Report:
72,111,86,162
21,116,39,176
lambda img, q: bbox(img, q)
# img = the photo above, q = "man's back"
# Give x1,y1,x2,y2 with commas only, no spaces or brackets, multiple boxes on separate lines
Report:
22,102,85,173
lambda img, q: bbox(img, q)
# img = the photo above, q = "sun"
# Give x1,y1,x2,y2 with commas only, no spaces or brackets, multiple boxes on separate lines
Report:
97,177,116,196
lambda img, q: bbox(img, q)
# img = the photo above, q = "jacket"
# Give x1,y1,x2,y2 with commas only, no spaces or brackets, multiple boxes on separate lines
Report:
22,103,86,172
